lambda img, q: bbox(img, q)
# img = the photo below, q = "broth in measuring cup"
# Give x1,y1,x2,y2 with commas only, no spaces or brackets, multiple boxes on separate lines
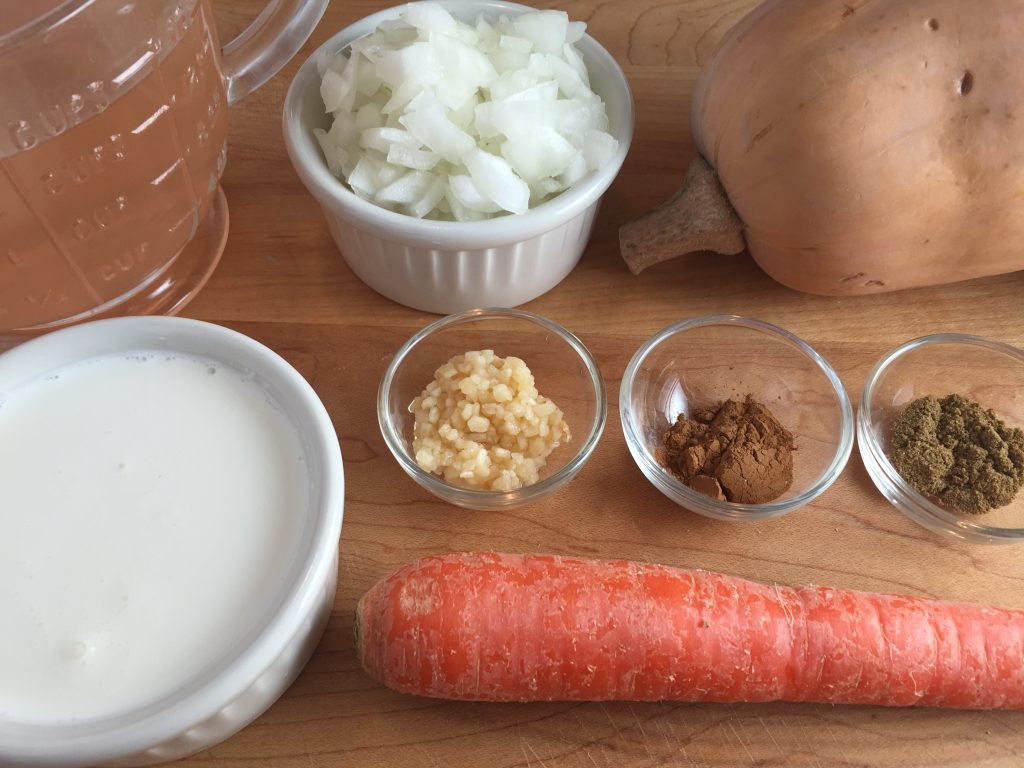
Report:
0,0,227,332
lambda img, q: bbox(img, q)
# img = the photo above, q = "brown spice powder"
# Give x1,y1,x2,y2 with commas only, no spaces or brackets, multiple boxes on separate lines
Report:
889,393,1024,514
657,395,795,504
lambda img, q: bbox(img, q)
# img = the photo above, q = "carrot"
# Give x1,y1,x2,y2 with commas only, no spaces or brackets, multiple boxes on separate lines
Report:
356,552,1024,708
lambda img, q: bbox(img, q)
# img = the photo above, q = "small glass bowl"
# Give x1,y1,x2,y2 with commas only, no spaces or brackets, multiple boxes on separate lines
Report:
620,316,854,521
858,334,1024,544
378,308,606,510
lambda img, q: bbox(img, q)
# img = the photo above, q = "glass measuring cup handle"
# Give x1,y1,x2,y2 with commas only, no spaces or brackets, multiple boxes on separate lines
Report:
220,0,329,104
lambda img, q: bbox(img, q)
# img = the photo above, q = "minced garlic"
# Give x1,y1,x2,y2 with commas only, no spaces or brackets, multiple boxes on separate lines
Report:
410,350,570,491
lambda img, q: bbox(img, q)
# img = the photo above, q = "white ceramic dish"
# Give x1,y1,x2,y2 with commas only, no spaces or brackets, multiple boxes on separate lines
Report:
282,0,634,314
0,317,344,767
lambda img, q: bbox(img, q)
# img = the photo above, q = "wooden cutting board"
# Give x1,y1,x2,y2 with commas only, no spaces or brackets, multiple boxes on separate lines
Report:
12,0,1024,765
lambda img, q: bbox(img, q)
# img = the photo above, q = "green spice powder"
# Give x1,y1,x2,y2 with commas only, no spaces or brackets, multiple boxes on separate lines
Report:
889,394,1024,515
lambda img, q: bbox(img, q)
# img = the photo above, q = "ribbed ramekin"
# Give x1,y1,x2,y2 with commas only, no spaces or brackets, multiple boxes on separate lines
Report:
282,0,634,314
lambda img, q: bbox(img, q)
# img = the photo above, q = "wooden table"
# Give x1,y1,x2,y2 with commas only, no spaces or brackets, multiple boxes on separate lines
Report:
184,0,1024,765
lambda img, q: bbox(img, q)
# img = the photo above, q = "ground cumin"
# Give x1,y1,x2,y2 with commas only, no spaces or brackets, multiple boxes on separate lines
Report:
889,394,1024,515
657,395,795,504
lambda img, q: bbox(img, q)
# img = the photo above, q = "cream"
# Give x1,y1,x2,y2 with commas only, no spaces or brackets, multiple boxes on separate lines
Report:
0,352,308,723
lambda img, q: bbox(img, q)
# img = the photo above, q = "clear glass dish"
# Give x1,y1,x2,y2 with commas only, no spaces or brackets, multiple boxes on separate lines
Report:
378,308,606,510
620,315,853,521
859,333,1024,544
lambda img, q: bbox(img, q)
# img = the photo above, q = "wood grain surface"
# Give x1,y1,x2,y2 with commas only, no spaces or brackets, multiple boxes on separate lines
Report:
63,0,1024,765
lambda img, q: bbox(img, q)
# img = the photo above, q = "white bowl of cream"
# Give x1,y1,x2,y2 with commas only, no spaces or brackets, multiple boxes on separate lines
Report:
0,317,344,767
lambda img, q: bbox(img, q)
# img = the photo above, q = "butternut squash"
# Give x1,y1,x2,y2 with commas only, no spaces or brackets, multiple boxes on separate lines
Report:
620,0,1024,295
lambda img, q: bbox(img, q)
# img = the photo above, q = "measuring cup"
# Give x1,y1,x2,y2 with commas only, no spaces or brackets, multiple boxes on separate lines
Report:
0,0,326,334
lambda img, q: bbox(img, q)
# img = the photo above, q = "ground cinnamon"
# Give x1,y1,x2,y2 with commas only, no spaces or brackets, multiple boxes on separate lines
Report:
657,395,795,504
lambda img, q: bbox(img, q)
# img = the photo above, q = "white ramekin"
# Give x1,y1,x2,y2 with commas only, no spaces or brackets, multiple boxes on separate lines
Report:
282,0,634,314
0,317,344,767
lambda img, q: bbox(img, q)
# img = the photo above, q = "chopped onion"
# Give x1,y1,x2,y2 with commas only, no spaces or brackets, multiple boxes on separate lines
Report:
315,1,618,220
501,127,576,184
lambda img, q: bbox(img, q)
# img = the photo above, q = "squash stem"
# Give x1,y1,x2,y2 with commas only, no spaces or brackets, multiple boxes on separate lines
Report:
619,155,746,275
